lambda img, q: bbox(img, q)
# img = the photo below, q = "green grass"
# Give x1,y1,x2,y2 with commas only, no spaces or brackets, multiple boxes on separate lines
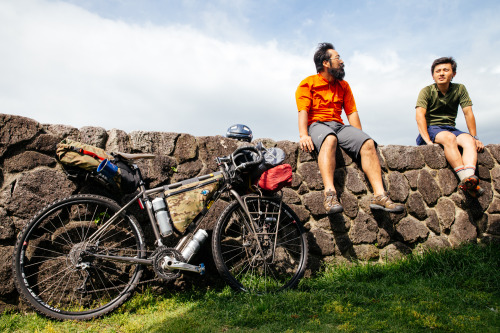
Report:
2,243,499,332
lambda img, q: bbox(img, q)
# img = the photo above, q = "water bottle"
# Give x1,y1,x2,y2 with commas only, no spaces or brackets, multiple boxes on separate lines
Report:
152,198,173,237
181,229,208,262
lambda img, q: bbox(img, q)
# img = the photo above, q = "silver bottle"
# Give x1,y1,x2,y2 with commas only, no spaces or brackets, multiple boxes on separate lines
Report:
181,229,208,262
152,197,173,237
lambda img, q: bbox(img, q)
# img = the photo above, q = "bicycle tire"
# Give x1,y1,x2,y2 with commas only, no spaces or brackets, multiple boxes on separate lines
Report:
12,194,145,320
212,196,308,293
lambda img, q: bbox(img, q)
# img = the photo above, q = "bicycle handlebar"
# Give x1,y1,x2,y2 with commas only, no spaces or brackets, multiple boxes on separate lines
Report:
230,146,263,172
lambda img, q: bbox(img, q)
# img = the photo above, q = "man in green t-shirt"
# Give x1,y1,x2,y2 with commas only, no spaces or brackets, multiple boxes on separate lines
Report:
415,57,484,197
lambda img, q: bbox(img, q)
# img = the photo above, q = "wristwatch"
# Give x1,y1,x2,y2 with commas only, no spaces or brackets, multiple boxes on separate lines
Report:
473,135,479,140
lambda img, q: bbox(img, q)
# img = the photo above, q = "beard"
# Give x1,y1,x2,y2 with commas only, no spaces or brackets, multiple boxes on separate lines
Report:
328,64,345,81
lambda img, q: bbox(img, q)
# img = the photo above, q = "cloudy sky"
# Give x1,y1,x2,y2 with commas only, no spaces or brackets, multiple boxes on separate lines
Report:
1,0,499,145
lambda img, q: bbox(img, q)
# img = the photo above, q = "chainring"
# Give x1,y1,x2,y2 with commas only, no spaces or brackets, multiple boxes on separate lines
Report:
152,247,185,281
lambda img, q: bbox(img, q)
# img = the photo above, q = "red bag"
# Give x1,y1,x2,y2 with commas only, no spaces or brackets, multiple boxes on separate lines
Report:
258,164,292,192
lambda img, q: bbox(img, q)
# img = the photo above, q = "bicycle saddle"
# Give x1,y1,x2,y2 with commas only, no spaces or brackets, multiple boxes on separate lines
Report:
114,152,156,160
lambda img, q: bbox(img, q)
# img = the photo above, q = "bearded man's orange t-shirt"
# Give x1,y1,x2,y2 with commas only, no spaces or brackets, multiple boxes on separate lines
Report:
295,74,357,126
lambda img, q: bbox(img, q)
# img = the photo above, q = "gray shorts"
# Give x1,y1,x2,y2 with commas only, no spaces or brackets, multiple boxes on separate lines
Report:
308,121,375,159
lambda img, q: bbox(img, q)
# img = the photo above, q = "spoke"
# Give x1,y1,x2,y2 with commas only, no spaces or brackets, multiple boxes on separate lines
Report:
233,260,252,278
56,208,77,247
221,246,247,263
276,246,302,257
26,245,67,257
27,234,76,252
24,257,68,280
278,227,300,240
37,266,77,300
276,236,302,247
74,204,85,243
94,218,129,242
262,259,281,281
23,256,65,269
80,203,91,242
233,248,261,278
91,266,114,302
46,268,80,307
37,220,73,248
93,262,136,277
98,229,136,248
220,243,246,252
56,269,76,307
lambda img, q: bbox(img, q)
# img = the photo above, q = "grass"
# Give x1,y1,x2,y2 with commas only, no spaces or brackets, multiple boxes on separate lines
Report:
2,242,499,332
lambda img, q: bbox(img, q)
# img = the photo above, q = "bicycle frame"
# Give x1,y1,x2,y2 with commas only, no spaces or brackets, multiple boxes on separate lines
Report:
84,160,273,271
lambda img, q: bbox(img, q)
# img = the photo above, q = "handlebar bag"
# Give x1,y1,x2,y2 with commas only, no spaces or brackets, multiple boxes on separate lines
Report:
164,173,223,233
258,164,292,192
257,145,286,173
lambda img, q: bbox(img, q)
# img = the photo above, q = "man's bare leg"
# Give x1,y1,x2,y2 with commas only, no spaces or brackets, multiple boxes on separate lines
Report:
317,134,337,192
318,135,343,213
359,139,385,196
456,133,477,167
436,131,482,196
360,140,405,212
434,131,464,169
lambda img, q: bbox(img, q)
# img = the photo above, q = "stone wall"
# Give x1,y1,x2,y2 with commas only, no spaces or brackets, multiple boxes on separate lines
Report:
1,113,500,309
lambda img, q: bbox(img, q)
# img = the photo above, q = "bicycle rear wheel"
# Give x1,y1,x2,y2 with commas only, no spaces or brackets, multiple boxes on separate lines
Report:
212,196,307,293
12,194,145,320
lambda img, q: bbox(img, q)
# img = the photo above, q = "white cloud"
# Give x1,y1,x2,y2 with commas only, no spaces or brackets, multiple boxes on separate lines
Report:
1,0,499,146
350,50,401,74
0,0,310,140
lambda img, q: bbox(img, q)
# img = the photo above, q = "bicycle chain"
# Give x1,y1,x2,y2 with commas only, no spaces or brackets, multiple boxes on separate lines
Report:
80,247,173,294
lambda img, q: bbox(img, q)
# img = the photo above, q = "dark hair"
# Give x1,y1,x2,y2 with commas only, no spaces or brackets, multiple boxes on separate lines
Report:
314,42,335,72
431,57,457,74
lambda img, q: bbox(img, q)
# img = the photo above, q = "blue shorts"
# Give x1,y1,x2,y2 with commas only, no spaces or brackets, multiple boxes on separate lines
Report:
416,125,467,146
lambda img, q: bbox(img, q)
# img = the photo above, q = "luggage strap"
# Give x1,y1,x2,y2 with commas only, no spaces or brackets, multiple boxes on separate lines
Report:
71,146,106,161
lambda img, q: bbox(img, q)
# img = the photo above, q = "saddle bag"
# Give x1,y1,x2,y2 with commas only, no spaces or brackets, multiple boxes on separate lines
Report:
164,172,223,233
56,138,113,171
56,139,140,193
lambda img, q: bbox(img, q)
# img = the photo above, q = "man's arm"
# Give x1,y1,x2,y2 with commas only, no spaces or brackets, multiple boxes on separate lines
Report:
346,112,362,130
298,110,314,152
462,106,484,151
415,107,433,145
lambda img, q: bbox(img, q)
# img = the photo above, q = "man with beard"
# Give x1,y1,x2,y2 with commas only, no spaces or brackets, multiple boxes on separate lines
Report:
295,42,404,214
416,57,484,197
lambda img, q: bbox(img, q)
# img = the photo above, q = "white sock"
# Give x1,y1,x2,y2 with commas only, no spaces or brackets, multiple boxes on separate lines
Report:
454,165,469,181
464,165,476,178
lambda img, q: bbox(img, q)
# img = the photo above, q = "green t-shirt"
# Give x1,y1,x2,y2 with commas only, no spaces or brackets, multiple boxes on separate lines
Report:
415,83,472,127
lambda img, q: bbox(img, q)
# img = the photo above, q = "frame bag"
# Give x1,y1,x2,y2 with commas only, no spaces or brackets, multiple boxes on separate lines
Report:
165,173,223,233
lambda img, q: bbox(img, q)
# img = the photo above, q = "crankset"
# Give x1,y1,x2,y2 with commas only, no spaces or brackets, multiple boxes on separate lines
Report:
152,247,185,280
152,246,205,280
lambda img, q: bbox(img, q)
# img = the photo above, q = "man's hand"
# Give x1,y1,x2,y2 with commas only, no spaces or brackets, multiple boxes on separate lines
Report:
299,135,314,152
475,138,484,152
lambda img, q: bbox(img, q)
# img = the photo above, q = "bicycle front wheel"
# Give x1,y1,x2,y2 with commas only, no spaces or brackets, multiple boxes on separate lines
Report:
12,194,145,320
212,196,308,293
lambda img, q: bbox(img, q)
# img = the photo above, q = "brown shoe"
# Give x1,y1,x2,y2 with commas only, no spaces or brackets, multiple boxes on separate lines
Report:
324,190,343,214
459,175,484,198
370,193,404,213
